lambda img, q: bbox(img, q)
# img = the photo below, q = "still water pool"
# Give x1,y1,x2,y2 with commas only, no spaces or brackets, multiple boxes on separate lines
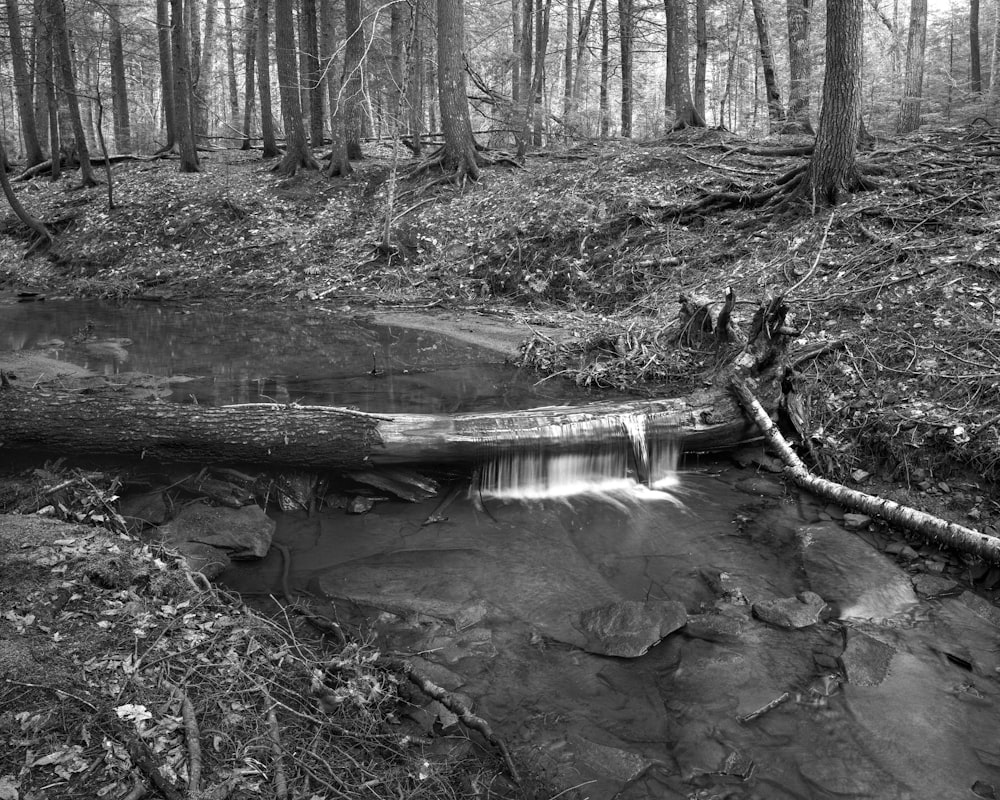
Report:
3,297,998,799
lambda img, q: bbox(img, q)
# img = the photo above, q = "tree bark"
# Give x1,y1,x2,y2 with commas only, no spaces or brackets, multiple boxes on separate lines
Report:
157,0,177,151
750,0,786,126
108,1,132,152
241,0,257,149
406,0,424,153
782,0,813,133
343,0,365,159
171,0,201,171
599,0,609,136
531,0,552,145
301,0,323,146
0,138,52,253
563,0,574,122
49,0,100,185
800,0,867,206
436,0,480,181
898,0,927,133
990,0,1000,104
694,0,708,120
971,0,982,93
665,0,705,127
0,386,768,468
320,0,352,176
256,0,280,158
223,0,241,124
193,0,218,137
619,0,634,137
515,0,533,153
5,0,46,166
273,0,319,175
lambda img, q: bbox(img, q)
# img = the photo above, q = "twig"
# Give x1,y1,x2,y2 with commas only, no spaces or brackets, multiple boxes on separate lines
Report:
179,690,203,798
264,690,289,800
738,691,791,723
4,678,98,711
786,211,835,297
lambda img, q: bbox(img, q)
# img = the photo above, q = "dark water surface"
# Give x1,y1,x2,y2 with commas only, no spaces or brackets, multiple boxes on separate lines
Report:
4,297,999,799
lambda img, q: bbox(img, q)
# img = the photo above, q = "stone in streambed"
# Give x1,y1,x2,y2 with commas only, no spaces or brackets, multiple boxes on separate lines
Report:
840,630,896,687
171,541,231,579
160,500,275,559
577,600,687,657
752,591,827,629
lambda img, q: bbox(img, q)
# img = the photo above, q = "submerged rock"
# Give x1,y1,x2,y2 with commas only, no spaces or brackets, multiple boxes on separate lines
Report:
840,630,896,686
160,501,275,559
577,600,687,657
172,541,231,579
752,591,827,629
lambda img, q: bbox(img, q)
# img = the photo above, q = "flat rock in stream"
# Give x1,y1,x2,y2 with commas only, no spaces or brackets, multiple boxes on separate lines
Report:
752,591,827,629
839,630,896,686
160,501,275,559
796,523,917,621
577,600,687,657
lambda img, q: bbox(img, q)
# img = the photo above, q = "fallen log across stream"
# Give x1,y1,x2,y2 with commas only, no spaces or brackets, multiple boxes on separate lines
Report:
0,294,788,469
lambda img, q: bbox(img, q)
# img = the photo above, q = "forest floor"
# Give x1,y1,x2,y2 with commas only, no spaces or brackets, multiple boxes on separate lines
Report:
2,124,1000,798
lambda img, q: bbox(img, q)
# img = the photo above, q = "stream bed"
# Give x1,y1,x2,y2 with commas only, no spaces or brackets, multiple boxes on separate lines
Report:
2,297,999,799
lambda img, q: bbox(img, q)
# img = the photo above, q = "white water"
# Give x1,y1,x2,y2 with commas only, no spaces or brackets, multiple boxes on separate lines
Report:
476,414,681,501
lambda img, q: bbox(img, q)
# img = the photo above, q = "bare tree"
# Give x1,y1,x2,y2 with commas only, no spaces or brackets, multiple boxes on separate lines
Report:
0,139,51,253
898,0,927,133
156,0,177,152
620,0,635,136
240,0,257,148
799,0,874,205
170,0,201,171
971,0,982,93
434,0,481,181
272,0,319,175
50,0,100,185
694,0,707,120
320,0,352,175
108,1,132,152
782,0,813,133
5,0,45,165
256,0,280,157
343,0,365,159
750,0,785,125
666,0,705,126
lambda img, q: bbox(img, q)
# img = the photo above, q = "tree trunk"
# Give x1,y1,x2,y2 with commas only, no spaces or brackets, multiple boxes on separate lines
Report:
515,0,533,154
898,0,927,133
782,0,813,133
300,0,324,147
42,22,61,179
156,0,177,151
563,0,574,122
971,0,982,93
241,0,257,149
32,0,52,156
256,0,280,158
666,0,705,127
49,0,99,185
5,0,46,166
750,0,785,125
570,0,597,123
619,0,634,137
223,0,241,124
599,0,609,136
171,0,201,171
990,0,1000,103
320,0,352,175
108,1,132,152
193,0,217,138
694,0,708,121
531,0,552,145
273,0,319,175
406,0,424,152
801,0,867,206
436,0,480,180
0,386,762,469
343,0,365,159
0,137,51,253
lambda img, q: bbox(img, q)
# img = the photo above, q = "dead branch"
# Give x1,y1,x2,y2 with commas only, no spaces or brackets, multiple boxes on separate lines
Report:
731,378,1000,564
179,690,203,798
264,691,289,800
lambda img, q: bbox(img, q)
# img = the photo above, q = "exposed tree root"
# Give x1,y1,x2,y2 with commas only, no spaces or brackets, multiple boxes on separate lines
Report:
731,378,1000,564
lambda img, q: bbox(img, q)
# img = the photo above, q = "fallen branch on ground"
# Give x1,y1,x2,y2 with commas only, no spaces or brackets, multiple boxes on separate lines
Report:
731,378,1000,564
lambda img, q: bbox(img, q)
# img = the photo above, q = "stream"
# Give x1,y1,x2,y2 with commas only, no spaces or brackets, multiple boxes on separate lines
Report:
2,297,999,800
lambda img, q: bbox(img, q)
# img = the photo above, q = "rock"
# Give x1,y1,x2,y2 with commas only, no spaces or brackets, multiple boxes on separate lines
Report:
685,610,746,643
172,541,231,579
910,573,959,598
119,491,168,530
577,600,687,658
957,591,1000,629
839,630,895,686
160,501,275,559
797,523,917,621
569,736,655,783
346,496,375,514
752,591,827,629
734,477,785,498
841,513,872,530
884,540,919,559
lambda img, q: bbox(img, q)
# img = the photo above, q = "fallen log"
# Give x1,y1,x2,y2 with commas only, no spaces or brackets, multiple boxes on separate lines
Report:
0,296,791,470
731,378,1000,565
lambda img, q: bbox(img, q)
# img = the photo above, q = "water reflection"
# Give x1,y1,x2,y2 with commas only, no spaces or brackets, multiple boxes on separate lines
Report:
0,297,599,412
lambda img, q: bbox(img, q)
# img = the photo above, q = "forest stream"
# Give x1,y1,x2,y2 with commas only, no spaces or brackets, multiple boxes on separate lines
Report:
2,297,999,800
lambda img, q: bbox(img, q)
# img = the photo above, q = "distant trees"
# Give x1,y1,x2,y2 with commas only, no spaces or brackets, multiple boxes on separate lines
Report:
0,0,998,178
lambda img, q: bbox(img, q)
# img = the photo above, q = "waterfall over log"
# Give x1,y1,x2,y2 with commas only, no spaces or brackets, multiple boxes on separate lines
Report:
0,295,793,469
